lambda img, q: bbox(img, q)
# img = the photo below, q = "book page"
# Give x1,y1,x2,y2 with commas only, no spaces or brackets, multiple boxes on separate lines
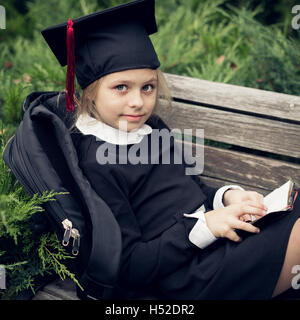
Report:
263,180,292,214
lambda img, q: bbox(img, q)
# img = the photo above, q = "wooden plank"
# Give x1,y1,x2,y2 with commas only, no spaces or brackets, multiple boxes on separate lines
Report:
32,291,63,300
32,278,79,300
181,142,300,192
157,100,300,158
42,278,79,300
204,145,300,191
164,73,300,122
200,176,270,196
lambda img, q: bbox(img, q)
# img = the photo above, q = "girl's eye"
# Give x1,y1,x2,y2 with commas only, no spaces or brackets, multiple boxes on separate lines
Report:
142,84,154,93
115,84,127,92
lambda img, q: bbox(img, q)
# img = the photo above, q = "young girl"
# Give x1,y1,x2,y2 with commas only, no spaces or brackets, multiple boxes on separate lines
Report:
41,0,300,299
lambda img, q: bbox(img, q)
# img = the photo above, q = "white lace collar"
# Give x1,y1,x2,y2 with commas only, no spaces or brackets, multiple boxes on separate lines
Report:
75,113,152,145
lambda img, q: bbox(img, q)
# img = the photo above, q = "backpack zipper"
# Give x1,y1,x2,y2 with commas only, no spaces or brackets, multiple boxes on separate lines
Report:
62,219,80,255
71,228,80,256
62,219,73,246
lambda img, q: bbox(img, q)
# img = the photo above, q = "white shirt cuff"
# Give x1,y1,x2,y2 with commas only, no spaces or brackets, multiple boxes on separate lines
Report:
184,208,217,249
213,185,245,210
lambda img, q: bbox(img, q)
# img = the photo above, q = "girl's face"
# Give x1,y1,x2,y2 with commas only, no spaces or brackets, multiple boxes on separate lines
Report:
94,68,158,132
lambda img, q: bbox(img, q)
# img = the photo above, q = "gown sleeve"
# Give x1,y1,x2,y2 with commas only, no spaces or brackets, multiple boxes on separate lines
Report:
190,174,218,209
80,159,201,291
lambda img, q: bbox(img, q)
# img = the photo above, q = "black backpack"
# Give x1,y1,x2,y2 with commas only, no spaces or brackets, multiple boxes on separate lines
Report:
2,91,123,300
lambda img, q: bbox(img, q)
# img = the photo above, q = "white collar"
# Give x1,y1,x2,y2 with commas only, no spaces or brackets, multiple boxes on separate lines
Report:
75,113,153,145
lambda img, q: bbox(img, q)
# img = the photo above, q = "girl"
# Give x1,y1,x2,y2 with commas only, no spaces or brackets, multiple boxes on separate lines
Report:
41,0,300,299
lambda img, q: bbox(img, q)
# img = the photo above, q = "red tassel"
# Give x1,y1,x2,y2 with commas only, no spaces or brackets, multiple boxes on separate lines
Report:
66,19,75,113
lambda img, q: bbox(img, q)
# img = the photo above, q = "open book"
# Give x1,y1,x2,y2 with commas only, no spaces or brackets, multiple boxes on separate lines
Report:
260,180,296,216
236,180,298,236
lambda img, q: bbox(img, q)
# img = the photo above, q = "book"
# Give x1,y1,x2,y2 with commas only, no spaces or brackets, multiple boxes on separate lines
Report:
236,180,298,237
258,180,296,216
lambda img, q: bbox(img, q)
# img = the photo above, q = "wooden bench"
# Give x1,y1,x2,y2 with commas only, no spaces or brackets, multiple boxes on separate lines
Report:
33,72,300,300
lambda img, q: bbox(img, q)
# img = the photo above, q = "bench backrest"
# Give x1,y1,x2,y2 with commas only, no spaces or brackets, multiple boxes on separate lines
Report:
157,73,300,195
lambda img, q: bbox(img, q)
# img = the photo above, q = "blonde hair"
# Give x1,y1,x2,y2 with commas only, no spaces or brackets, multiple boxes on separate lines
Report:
71,68,172,129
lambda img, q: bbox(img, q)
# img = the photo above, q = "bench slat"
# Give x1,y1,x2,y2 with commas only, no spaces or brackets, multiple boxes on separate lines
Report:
200,176,268,194
201,144,300,191
176,140,300,192
32,278,79,300
32,291,63,300
158,100,300,158
165,73,300,122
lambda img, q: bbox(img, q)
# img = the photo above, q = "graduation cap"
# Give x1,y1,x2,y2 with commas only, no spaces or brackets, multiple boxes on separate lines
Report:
41,0,160,113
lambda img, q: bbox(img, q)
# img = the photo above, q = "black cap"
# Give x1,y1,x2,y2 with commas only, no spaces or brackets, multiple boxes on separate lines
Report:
41,0,160,90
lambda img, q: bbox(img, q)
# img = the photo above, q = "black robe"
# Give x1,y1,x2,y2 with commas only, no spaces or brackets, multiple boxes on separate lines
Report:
74,115,218,293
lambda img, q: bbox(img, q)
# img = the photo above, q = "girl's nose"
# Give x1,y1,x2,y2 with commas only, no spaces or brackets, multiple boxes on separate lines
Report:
128,90,143,108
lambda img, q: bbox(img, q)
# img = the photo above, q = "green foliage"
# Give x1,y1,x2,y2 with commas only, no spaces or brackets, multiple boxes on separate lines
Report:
226,6,300,93
0,0,35,43
0,71,31,125
151,1,300,93
26,0,99,32
38,233,83,290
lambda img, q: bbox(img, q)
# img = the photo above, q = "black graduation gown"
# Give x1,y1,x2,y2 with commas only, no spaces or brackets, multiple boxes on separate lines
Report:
74,115,216,291
74,115,300,300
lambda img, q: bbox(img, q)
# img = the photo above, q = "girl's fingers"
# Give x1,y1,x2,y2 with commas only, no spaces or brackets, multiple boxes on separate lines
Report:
238,201,267,217
225,229,242,242
235,220,260,234
245,200,267,210
240,214,252,222
247,191,264,202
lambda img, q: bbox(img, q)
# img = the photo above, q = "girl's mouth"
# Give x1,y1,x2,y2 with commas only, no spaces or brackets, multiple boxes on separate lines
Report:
122,114,144,122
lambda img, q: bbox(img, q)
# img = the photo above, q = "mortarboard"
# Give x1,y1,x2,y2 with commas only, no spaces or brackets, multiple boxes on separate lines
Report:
41,0,160,113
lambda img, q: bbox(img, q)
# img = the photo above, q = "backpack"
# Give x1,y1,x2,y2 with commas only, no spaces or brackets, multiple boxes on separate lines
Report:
2,91,123,300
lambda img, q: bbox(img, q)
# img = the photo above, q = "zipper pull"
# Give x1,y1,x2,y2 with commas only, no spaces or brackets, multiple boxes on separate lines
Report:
62,219,72,246
71,228,80,256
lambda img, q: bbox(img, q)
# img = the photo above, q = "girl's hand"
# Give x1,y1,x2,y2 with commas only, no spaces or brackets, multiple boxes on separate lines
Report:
223,189,267,222
223,189,264,206
205,201,267,242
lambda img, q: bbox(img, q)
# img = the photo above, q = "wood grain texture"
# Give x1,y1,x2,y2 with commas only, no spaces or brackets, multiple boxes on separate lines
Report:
199,176,268,195
32,278,79,300
32,291,63,300
164,73,300,122
176,140,300,192
199,144,300,192
157,100,300,158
